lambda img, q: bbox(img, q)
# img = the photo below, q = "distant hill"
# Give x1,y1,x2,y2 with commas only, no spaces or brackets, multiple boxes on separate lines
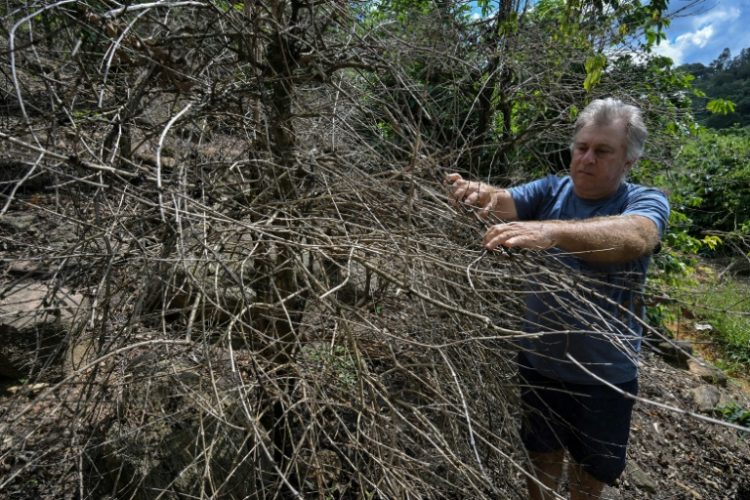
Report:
678,47,750,129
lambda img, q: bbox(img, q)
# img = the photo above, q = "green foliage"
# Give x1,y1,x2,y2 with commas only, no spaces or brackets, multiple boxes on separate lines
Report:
213,0,244,13
649,213,724,289
694,276,750,371
678,47,750,128
648,261,750,377
670,127,750,234
653,260,750,375
583,54,607,92
645,303,675,337
706,98,736,115
364,0,443,24
716,403,750,429
358,0,679,178
302,344,358,389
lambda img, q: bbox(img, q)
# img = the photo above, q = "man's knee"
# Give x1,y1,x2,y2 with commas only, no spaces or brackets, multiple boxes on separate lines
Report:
570,461,607,500
529,449,565,475
572,451,627,486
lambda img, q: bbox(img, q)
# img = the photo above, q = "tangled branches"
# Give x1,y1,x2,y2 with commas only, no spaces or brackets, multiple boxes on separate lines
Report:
0,1,713,499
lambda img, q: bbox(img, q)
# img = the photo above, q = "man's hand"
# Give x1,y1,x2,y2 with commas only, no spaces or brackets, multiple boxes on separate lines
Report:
482,222,557,251
445,173,498,219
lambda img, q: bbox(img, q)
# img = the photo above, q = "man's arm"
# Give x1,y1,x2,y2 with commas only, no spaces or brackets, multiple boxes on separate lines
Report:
482,215,661,264
445,173,518,221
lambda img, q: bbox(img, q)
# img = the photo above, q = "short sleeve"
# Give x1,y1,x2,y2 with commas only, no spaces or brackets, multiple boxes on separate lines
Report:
508,175,559,221
623,186,670,236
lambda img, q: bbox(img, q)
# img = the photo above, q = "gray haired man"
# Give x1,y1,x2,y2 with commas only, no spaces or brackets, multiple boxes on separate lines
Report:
447,98,669,499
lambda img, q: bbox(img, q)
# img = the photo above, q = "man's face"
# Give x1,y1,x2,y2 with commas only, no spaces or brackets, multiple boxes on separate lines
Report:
570,122,633,200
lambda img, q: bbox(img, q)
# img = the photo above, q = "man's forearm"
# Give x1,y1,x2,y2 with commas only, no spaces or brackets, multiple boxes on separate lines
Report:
548,215,660,263
482,215,661,263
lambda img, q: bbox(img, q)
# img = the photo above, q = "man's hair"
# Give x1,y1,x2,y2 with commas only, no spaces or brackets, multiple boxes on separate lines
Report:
573,97,647,163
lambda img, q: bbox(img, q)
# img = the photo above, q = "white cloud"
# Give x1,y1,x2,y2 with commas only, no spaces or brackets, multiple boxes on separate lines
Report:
657,0,750,64
690,6,741,29
654,25,715,65
677,25,714,48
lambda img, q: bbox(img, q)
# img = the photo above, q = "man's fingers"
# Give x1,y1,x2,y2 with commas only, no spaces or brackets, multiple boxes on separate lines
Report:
483,224,510,247
482,226,554,251
451,185,468,205
446,173,469,206
445,173,462,184
446,175,496,215
485,234,527,250
483,223,539,250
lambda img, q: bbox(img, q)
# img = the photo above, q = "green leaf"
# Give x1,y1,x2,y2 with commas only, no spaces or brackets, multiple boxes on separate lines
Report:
568,105,579,121
701,235,722,251
706,99,736,115
583,54,607,92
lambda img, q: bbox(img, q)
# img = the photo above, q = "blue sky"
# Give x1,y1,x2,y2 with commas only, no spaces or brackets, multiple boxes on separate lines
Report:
654,0,750,65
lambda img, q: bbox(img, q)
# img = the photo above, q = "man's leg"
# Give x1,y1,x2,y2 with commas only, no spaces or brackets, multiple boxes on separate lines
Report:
518,355,569,499
569,461,605,500
566,377,639,499
527,449,564,500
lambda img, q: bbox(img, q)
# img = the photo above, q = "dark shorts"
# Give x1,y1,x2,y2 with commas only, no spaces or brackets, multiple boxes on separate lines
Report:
518,354,638,485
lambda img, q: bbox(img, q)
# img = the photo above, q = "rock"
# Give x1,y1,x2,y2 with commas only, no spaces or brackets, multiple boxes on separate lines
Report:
6,259,50,278
626,463,658,493
0,213,38,234
691,385,721,412
687,359,728,387
0,160,54,194
91,355,268,500
6,382,48,395
0,281,85,380
654,339,694,368
718,391,742,408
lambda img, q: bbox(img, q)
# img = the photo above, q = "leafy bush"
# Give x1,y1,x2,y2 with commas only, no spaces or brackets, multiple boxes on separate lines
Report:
680,271,750,372
670,127,750,236
701,283,750,366
716,403,750,429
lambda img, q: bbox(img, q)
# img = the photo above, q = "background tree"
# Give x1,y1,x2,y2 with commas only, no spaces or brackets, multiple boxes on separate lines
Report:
679,46,750,128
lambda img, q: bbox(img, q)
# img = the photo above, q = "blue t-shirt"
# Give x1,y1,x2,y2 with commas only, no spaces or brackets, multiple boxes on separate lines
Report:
508,175,670,384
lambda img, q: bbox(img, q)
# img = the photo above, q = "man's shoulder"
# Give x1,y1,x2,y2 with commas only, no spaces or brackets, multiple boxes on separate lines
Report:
623,182,670,205
519,174,571,192
509,174,570,221
624,181,664,194
541,173,570,186
620,182,671,233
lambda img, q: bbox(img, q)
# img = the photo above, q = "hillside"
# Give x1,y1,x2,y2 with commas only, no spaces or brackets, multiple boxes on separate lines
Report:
679,47,750,128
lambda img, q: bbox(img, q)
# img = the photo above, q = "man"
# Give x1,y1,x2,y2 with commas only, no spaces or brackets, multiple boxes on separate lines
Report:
446,97,669,499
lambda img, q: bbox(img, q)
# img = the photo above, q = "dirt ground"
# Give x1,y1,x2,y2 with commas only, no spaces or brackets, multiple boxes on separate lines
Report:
612,349,750,500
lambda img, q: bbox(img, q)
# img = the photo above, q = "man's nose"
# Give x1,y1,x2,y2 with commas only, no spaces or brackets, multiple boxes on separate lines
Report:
581,148,596,164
